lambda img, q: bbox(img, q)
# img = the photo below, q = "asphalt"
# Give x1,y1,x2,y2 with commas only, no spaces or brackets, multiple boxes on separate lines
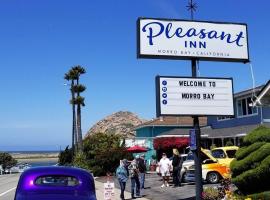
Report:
0,173,20,200
0,172,219,200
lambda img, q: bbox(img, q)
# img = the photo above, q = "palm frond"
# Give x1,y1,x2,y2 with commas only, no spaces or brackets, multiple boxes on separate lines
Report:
72,84,86,93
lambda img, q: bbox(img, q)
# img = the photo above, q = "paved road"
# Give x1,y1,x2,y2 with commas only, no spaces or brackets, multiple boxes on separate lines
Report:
0,173,20,200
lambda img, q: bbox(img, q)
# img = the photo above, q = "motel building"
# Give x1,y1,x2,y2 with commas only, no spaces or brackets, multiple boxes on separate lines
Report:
134,80,270,164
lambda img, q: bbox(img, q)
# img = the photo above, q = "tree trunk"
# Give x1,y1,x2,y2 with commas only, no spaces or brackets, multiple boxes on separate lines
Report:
71,80,77,153
76,78,83,152
77,104,83,152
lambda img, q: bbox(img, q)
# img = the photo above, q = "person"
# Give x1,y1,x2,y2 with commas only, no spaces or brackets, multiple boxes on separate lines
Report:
137,154,147,189
116,159,129,200
159,153,171,188
128,157,141,199
172,149,183,187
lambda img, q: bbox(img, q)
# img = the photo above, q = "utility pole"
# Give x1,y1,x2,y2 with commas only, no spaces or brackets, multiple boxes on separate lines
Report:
187,1,203,199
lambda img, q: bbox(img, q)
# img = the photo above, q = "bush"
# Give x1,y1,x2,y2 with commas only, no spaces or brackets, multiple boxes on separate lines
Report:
0,152,17,170
225,141,234,146
231,125,270,195
58,146,73,165
243,126,270,145
81,133,133,176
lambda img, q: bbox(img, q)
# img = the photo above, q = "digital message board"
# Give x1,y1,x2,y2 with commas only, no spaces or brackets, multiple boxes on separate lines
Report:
156,76,234,116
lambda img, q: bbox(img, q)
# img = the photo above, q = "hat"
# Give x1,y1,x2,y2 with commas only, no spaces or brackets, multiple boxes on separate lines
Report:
135,155,140,159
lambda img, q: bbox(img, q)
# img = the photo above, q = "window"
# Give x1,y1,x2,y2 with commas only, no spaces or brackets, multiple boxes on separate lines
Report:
211,149,226,158
237,97,258,117
226,150,237,158
217,116,234,121
35,175,79,187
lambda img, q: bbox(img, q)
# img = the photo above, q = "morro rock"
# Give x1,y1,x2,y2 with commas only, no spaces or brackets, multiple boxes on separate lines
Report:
86,111,147,138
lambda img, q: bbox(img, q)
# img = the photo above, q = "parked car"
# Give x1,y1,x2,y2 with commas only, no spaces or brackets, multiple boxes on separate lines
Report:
15,166,97,200
5,163,31,174
185,149,230,184
0,165,3,175
211,146,239,166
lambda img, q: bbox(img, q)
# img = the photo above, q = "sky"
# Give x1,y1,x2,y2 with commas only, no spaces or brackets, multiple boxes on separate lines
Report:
0,0,269,151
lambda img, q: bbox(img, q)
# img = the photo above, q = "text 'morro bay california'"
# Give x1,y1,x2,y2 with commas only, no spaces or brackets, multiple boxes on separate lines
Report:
137,18,249,62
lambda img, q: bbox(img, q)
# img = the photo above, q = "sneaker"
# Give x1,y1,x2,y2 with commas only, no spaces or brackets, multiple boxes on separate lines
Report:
161,184,165,188
166,183,169,187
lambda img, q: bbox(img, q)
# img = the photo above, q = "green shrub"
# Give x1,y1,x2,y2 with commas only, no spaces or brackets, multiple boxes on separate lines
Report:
231,143,270,177
0,152,17,170
58,146,73,166
243,126,270,145
225,141,234,146
246,191,270,199
235,142,265,160
231,125,270,195
81,133,133,176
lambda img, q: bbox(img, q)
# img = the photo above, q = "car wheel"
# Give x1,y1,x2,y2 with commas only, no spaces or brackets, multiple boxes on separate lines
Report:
206,172,220,184
181,172,186,183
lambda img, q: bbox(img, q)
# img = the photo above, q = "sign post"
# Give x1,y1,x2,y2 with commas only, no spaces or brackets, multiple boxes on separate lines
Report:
137,2,248,199
191,59,203,199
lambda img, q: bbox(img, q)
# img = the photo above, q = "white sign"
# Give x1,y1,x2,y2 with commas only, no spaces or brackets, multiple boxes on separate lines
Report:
104,182,115,200
138,18,249,62
156,76,234,116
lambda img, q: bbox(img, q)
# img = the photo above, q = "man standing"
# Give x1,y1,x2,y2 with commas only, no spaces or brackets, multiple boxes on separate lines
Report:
138,154,147,189
128,157,140,199
159,153,171,187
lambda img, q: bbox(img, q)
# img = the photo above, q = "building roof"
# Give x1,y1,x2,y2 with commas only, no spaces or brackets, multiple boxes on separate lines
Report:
253,80,270,107
201,123,270,138
154,123,270,139
234,85,264,98
135,116,207,130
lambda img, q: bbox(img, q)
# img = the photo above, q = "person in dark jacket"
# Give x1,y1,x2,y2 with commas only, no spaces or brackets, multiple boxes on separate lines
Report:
137,154,147,189
172,149,183,187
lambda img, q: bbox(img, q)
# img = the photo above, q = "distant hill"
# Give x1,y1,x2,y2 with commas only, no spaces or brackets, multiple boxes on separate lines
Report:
85,111,147,138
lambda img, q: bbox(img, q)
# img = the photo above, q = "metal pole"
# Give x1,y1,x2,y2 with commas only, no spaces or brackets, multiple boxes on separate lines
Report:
192,59,203,200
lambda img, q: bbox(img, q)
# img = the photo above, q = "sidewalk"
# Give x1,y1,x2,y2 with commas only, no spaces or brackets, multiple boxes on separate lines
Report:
95,180,149,200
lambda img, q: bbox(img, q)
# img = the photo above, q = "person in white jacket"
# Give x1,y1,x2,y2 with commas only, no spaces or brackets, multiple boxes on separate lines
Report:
159,153,171,187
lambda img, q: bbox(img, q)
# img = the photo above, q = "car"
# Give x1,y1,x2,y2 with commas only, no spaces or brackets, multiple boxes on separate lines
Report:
5,163,31,174
185,149,230,184
15,166,97,200
211,146,239,166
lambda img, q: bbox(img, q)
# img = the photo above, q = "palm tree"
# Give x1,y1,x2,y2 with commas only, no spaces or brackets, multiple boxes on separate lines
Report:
64,70,78,153
72,84,86,152
71,65,86,152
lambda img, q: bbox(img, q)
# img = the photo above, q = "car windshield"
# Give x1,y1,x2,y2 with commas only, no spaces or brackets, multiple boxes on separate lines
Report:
35,175,79,187
211,149,226,158
226,150,237,158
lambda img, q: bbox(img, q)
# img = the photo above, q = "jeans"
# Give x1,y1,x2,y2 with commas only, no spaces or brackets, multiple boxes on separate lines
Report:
139,173,145,189
131,176,140,197
173,167,181,186
118,179,126,199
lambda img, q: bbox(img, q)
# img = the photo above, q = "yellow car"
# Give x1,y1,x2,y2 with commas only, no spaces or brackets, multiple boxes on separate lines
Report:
185,148,231,184
211,146,239,166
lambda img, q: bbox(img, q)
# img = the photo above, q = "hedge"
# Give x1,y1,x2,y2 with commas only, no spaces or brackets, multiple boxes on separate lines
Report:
231,125,270,195
231,143,270,177
235,142,265,160
243,126,270,145
232,154,270,194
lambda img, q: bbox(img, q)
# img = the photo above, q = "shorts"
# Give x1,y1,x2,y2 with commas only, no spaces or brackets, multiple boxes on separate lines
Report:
161,171,170,177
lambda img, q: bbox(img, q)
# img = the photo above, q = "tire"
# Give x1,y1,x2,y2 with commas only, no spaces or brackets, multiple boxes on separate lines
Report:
181,172,186,183
206,172,220,184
